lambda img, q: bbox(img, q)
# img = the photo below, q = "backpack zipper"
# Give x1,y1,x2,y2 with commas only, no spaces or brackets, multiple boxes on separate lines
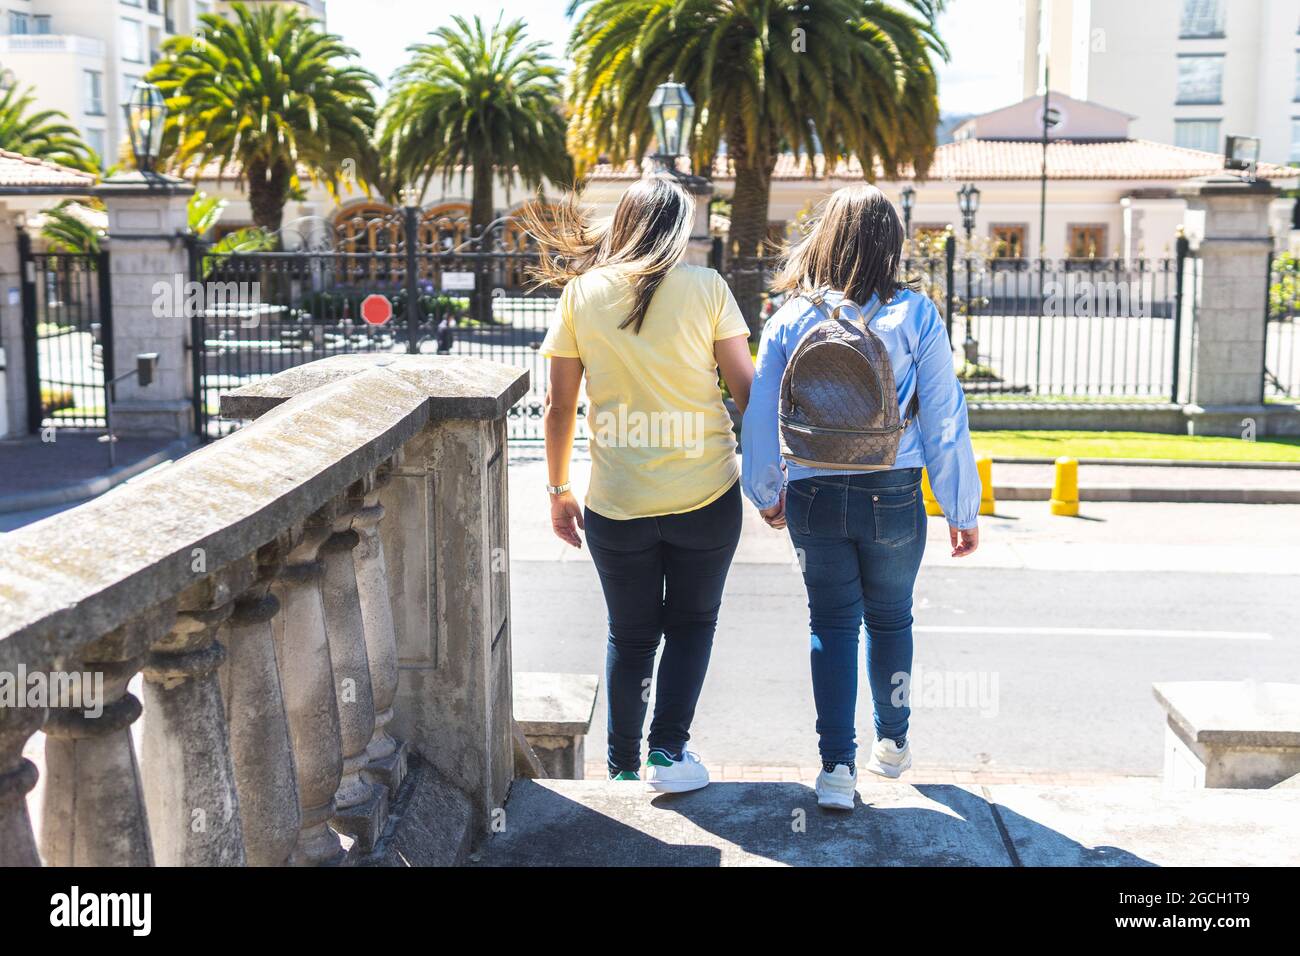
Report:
779,414,907,437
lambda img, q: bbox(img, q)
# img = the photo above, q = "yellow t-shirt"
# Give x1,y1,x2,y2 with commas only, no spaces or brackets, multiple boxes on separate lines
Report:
540,262,750,520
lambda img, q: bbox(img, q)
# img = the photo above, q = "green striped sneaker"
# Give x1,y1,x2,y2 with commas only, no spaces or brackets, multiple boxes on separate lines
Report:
609,769,640,781
645,748,709,793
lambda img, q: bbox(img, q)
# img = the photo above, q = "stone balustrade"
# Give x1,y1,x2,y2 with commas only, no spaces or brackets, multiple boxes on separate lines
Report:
0,354,526,866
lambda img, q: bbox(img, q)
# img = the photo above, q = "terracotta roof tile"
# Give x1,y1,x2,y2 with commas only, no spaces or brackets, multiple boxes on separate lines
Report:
0,148,96,189
585,139,1298,183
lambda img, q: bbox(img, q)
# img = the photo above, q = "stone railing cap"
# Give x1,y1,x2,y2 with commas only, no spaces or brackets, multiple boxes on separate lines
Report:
0,366,430,664
221,354,529,423
513,672,599,737
1152,680,1300,747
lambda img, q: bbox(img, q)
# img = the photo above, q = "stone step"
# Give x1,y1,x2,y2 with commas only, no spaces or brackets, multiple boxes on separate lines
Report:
475,779,1300,867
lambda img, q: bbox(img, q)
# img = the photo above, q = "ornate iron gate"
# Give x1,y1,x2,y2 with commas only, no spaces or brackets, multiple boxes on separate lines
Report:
18,232,113,433
191,210,563,441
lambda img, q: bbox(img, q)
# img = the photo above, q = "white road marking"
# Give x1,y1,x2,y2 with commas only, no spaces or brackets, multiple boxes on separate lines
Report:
914,625,1272,641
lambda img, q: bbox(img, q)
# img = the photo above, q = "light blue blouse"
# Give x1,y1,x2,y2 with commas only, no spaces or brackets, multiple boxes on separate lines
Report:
740,288,982,530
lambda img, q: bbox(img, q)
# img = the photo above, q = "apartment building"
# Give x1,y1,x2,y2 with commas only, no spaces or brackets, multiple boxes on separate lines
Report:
0,0,324,168
1023,0,1300,166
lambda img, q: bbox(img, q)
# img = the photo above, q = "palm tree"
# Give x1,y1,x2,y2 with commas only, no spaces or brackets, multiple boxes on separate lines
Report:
147,1,378,235
0,85,98,172
378,15,571,238
567,0,948,332
40,201,106,254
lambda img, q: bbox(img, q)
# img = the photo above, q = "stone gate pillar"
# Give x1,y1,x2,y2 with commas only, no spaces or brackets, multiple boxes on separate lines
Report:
1178,175,1297,437
95,171,195,438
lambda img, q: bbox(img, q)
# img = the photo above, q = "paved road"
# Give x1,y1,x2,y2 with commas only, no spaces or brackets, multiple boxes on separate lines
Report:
509,454,1300,775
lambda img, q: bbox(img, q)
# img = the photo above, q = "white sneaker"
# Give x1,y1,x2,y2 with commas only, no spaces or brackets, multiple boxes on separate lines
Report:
645,749,710,794
865,738,912,779
815,764,857,810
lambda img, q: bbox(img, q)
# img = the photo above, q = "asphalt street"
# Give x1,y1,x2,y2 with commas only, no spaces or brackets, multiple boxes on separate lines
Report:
509,452,1300,774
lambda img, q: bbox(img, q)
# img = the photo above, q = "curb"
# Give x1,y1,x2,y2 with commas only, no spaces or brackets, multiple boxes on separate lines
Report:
989,456,1300,471
0,437,197,515
994,484,1300,505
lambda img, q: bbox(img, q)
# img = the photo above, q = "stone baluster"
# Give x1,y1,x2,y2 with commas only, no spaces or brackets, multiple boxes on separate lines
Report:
0,698,44,867
271,523,345,866
39,606,171,866
352,464,409,798
217,538,302,867
317,494,383,851
142,564,250,866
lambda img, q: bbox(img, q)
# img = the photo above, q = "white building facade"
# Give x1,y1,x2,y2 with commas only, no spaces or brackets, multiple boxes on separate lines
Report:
0,0,324,168
1022,0,1300,166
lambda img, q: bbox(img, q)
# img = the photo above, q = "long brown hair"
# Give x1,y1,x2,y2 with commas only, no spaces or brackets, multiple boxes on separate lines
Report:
523,176,695,333
774,183,911,307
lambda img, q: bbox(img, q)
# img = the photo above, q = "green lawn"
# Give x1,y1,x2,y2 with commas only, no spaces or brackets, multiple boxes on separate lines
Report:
972,430,1300,463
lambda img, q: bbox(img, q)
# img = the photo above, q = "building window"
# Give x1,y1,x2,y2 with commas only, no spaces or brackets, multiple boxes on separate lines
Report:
1295,51,1300,101
8,12,29,34
33,15,52,35
1175,119,1221,152
121,18,144,62
1176,54,1224,104
84,128,106,168
1067,225,1108,260
990,224,1027,259
122,74,142,107
85,71,105,115
1180,0,1225,38
1291,119,1300,164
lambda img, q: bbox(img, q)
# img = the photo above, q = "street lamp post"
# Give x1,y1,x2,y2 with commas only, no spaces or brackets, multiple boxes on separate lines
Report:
647,80,713,269
956,183,981,364
123,80,168,175
900,185,916,242
648,80,696,174
957,182,980,241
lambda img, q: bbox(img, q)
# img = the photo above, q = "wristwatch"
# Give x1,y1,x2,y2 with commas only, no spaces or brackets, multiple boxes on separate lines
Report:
546,482,571,496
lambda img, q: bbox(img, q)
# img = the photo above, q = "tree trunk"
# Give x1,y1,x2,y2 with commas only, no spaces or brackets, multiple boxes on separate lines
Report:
726,124,777,339
469,158,495,324
470,159,496,241
245,158,291,238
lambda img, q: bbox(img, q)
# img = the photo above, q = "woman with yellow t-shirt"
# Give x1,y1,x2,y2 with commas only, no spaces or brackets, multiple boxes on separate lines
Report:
530,177,754,793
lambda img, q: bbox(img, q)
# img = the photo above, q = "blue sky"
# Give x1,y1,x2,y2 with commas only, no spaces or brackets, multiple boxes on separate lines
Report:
331,0,1024,116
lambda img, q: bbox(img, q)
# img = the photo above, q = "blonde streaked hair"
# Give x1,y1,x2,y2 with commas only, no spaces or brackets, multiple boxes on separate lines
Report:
774,183,910,307
524,176,695,334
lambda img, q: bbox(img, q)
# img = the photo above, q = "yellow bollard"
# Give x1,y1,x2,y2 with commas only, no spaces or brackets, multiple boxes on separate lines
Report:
977,455,996,516
920,468,944,516
1050,456,1080,516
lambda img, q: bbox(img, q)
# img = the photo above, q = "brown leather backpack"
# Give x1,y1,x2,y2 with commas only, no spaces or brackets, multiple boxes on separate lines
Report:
778,291,918,470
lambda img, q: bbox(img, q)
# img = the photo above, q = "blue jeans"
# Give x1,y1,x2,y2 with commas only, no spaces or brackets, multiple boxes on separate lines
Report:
584,481,743,772
785,469,927,766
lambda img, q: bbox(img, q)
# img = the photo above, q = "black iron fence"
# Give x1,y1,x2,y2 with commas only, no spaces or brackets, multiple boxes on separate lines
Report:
195,215,1201,444
191,211,561,441
1264,252,1300,403
721,242,1190,402
18,233,112,432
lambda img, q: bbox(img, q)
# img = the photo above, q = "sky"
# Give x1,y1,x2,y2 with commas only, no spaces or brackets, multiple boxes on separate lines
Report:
329,0,1025,117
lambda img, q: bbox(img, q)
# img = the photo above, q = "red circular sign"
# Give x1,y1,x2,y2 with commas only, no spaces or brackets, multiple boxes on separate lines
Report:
360,294,393,326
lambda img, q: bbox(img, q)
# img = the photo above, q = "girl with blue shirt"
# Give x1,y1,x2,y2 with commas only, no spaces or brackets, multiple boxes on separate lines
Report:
741,183,982,810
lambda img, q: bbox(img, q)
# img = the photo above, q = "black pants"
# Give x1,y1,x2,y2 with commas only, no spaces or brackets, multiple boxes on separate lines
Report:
584,480,743,772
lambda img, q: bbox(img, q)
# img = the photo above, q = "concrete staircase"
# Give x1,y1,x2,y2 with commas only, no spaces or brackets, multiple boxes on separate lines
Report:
475,779,1300,867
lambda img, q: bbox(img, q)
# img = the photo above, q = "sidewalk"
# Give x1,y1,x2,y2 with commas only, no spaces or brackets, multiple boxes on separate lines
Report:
507,450,1300,575
992,460,1300,503
0,434,192,516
